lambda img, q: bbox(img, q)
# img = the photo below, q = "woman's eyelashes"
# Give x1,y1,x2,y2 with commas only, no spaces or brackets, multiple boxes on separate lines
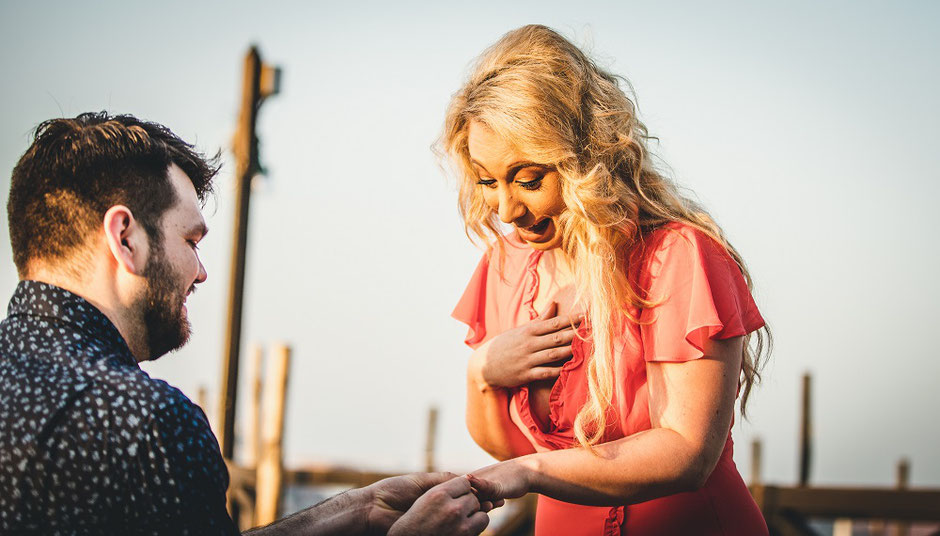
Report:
516,176,543,191
475,176,544,191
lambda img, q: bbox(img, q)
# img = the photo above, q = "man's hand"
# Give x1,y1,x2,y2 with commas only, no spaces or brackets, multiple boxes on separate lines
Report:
243,472,501,536
366,472,494,536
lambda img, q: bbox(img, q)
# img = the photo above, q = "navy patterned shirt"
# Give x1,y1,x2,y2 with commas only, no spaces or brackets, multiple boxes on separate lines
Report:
0,281,237,535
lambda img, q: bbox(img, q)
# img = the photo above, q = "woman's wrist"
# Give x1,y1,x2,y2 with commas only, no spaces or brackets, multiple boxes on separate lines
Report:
517,454,542,495
468,343,498,393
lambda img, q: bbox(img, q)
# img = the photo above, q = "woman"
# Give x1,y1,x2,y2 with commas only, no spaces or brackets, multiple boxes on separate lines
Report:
444,25,770,535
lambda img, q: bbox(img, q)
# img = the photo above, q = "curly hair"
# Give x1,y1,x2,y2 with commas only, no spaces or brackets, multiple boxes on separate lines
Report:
442,25,769,449
8,112,219,277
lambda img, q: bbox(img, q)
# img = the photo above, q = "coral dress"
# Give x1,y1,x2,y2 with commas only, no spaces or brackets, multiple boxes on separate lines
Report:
453,223,769,535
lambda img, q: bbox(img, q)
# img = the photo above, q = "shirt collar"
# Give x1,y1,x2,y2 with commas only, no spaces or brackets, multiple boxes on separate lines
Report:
7,280,137,367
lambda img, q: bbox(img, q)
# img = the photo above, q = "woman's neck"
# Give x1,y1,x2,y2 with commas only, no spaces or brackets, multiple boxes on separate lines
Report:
544,248,575,281
534,248,578,317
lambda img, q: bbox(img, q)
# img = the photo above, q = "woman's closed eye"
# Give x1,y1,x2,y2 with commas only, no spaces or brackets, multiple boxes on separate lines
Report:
475,176,543,191
516,177,543,191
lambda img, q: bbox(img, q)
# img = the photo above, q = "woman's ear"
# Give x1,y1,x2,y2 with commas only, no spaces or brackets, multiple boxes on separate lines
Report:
102,205,149,276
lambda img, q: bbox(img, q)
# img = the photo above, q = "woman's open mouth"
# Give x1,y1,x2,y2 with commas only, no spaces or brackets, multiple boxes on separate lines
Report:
517,217,554,242
528,218,551,233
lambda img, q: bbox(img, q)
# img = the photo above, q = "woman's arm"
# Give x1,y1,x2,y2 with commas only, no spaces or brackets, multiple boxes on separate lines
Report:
465,307,580,460
466,339,538,461
471,335,743,505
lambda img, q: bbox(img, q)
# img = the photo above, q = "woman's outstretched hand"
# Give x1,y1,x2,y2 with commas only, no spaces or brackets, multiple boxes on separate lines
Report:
469,302,582,390
468,459,535,503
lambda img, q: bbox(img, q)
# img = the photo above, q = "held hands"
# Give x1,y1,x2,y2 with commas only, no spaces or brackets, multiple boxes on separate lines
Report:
470,303,583,391
367,472,503,536
469,458,535,504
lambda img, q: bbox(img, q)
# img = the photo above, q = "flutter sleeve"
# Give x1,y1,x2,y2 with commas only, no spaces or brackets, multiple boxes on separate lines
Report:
639,226,765,363
452,252,493,349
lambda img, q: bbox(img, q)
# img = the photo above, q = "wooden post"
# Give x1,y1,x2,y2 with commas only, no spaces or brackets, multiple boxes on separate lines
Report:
833,519,853,536
750,438,762,486
798,372,812,487
244,344,264,467
424,406,438,473
255,344,291,525
892,458,910,536
196,385,215,435
235,344,264,529
197,385,208,410
218,46,281,460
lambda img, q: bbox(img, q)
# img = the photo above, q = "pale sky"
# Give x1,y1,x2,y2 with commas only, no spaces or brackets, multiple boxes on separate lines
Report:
1,1,938,488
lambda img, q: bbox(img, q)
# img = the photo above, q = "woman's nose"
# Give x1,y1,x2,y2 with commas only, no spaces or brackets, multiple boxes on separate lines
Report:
497,191,525,224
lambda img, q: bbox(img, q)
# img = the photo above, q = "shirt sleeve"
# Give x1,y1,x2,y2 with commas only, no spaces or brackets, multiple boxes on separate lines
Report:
638,226,765,363
452,252,493,349
131,393,239,535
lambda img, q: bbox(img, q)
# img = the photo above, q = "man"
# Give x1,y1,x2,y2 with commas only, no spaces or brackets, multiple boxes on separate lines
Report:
0,112,497,535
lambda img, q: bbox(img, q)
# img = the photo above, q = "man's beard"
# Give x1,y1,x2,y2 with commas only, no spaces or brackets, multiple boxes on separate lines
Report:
140,243,191,360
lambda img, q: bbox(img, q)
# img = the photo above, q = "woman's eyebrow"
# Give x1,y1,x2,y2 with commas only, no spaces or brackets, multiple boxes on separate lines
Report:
471,159,551,179
506,161,552,180
470,159,491,176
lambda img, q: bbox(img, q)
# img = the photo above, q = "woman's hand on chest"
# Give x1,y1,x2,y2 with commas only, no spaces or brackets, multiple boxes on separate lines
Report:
469,303,582,392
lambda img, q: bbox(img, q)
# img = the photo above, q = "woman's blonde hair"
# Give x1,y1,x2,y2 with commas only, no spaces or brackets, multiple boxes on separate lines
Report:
442,25,769,448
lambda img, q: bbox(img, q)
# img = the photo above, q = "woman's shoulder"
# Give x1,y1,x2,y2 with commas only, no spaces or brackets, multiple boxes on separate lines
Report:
453,232,540,347
636,221,764,350
646,221,712,248
643,222,728,257
635,222,739,281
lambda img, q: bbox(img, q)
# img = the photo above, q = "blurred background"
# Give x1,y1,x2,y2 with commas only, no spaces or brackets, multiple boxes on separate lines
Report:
1,0,938,522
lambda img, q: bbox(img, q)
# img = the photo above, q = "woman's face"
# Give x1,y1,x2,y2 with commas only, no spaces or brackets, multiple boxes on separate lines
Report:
467,121,568,251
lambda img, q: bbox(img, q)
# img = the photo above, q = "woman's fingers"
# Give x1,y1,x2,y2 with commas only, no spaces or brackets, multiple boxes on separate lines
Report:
531,344,573,365
530,311,583,336
529,366,566,382
535,326,576,349
523,322,578,359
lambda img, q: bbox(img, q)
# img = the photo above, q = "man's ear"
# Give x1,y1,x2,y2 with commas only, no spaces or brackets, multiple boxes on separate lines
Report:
102,205,149,276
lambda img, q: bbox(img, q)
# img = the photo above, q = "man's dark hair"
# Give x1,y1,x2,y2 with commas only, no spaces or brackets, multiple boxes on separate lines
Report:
7,112,220,276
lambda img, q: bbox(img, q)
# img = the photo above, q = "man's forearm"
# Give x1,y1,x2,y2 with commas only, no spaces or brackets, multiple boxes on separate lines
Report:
243,487,371,536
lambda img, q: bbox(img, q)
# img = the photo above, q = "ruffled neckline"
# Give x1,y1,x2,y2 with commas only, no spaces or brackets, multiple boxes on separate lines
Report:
513,248,588,450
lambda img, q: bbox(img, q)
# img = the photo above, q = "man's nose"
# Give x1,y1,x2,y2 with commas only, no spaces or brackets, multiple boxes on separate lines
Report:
195,257,208,285
497,190,525,224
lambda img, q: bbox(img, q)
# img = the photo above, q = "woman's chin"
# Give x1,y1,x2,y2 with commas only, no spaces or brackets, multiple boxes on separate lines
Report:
524,231,564,251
